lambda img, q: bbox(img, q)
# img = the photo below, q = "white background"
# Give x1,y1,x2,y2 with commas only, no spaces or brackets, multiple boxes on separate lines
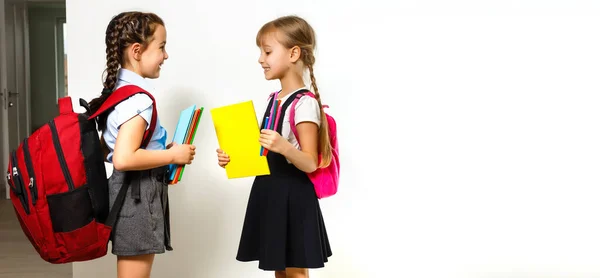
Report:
67,0,600,277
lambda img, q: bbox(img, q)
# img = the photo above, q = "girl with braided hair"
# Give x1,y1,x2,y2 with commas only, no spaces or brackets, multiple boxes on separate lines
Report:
216,15,333,278
88,11,195,277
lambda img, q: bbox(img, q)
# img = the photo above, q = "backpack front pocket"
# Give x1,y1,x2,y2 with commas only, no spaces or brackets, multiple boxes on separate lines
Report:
46,185,94,233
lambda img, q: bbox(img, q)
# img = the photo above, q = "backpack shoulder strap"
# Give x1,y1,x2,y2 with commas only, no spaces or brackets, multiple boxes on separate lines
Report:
88,85,157,148
94,85,159,225
289,89,315,144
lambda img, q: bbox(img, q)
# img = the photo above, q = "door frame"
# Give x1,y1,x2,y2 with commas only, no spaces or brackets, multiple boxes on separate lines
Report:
1,0,10,200
1,0,30,199
54,16,66,101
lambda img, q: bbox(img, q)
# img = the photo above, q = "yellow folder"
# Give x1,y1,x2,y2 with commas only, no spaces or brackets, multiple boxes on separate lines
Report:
210,100,270,179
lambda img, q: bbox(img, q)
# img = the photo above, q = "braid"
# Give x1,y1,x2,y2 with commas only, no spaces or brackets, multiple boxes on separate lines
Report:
103,16,126,91
306,56,320,107
304,51,332,168
89,15,128,131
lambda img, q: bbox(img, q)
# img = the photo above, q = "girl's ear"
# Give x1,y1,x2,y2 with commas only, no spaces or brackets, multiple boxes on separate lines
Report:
130,42,143,61
289,46,301,63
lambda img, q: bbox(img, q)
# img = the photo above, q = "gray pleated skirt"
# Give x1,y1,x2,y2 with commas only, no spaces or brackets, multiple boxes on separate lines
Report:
108,166,172,256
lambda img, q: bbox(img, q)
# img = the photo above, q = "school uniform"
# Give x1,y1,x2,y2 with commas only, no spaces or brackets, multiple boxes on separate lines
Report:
103,68,172,256
236,88,332,271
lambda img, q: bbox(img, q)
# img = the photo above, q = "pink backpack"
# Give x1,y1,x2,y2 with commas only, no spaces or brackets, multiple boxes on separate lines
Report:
288,91,340,199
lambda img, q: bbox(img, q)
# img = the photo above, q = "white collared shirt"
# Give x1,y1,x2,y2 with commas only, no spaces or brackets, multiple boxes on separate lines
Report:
103,68,168,163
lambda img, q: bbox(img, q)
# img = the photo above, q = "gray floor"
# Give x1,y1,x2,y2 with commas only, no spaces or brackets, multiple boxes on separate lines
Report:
0,189,72,278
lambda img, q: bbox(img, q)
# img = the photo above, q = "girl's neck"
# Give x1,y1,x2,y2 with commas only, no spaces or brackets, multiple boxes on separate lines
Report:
278,72,305,99
123,64,144,78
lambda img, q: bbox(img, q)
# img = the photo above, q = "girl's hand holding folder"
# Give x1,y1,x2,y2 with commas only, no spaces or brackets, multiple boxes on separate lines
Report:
216,148,230,168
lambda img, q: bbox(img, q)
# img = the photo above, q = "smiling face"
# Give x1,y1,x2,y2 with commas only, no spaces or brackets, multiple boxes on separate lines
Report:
257,31,293,80
138,24,169,79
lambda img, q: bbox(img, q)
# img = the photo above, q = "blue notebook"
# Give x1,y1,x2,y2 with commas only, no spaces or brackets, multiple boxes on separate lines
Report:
168,104,196,180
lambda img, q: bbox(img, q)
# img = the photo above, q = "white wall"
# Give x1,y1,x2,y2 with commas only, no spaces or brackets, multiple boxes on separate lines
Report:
68,0,600,277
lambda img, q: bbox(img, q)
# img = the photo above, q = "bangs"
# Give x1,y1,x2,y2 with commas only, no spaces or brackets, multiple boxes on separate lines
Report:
256,24,277,47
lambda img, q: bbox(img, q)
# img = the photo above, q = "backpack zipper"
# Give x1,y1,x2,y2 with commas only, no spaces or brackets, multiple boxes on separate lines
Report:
49,120,75,191
6,166,15,193
22,139,38,206
11,151,30,215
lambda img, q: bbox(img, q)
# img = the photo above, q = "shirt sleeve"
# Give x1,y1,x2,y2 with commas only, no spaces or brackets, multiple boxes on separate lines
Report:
293,95,321,127
113,93,153,130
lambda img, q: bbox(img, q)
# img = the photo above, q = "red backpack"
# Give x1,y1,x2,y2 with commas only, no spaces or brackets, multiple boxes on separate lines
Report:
268,89,340,199
5,85,157,264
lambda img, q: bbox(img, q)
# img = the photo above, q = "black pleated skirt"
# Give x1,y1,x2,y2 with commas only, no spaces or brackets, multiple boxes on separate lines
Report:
236,170,332,271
